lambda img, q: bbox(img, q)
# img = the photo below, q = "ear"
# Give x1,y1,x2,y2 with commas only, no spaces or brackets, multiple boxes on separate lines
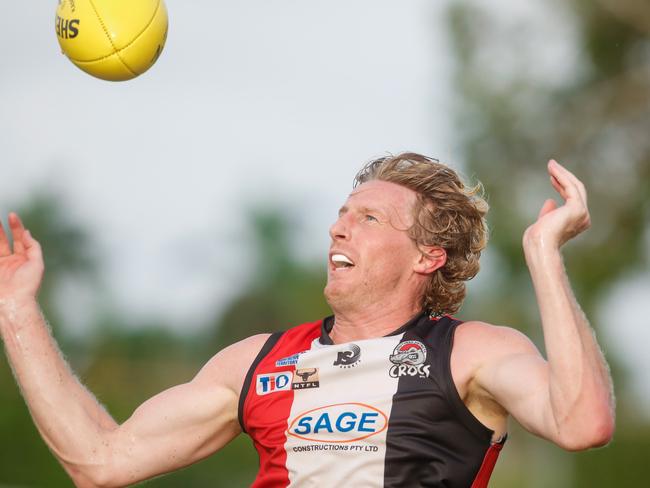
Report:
413,246,446,275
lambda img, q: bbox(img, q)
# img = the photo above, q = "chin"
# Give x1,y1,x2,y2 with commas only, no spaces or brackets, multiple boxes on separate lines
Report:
326,288,366,317
324,283,350,311
323,282,337,304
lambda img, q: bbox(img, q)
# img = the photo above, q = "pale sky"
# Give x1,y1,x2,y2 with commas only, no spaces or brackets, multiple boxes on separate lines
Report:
2,0,452,327
1,0,648,409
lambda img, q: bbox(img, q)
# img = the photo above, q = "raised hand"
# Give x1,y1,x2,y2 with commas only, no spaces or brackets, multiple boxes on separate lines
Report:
523,160,591,251
0,213,44,300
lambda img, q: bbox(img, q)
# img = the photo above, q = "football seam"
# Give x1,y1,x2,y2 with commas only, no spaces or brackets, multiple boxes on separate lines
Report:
85,0,135,76
77,0,161,73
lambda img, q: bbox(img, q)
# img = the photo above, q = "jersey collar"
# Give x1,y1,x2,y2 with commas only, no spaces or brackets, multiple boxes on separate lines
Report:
319,310,431,345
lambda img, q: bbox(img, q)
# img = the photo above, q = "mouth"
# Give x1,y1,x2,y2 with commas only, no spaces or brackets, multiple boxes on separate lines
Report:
330,253,355,270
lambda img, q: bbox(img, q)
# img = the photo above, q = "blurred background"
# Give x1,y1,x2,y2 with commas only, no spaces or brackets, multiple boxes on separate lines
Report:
1,0,649,486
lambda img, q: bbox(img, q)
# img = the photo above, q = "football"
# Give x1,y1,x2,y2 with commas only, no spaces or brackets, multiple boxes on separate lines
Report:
55,0,168,81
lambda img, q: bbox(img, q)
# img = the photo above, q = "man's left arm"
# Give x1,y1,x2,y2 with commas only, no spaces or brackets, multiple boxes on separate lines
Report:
473,159,615,450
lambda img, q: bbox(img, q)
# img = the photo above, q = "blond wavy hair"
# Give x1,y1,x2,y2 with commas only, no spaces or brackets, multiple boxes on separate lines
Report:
354,152,489,315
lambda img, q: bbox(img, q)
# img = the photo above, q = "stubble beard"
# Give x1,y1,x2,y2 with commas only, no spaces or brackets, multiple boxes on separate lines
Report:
324,282,353,315
324,275,380,317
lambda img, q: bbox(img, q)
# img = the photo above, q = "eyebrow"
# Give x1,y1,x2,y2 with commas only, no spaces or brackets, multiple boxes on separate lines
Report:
338,205,387,218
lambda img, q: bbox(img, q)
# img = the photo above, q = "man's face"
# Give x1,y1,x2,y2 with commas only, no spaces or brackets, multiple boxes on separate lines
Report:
324,179,424,313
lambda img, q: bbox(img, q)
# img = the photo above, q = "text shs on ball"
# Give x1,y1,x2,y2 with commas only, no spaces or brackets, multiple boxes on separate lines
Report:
55,16,79,40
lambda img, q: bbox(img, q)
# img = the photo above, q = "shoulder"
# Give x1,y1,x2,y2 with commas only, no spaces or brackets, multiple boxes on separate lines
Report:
450,321,547,436
222,333,274,358
192,319,323,396
452,320,541,369
455,320,538,352
211,333,273,365
194,334,272,396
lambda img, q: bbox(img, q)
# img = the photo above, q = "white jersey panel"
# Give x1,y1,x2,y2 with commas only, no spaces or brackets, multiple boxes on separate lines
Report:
285,335,404,487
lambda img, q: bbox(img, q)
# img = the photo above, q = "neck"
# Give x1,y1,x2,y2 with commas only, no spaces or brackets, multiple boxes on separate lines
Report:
329,302,422,344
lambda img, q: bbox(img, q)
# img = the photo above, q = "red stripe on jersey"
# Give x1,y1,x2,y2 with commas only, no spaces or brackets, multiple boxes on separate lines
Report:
243,320,323,488
470,441,504,488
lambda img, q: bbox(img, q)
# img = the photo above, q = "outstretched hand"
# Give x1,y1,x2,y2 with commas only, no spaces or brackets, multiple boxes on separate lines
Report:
0,213,44,300
523,160,591,251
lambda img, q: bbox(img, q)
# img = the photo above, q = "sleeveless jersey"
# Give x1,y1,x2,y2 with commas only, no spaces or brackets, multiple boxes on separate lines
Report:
238,312,505,487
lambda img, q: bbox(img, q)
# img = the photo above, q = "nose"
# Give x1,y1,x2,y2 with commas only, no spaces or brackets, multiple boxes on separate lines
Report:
329,214,350,241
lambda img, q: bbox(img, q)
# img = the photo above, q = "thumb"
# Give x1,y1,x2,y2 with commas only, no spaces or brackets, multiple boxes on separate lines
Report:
23,230,43,262
538,199,557,219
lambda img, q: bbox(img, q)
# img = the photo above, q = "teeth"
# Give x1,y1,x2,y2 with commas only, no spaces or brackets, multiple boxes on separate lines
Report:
332,254,354,266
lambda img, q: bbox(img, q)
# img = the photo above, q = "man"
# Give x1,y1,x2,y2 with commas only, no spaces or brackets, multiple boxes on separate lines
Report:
0,153,614,487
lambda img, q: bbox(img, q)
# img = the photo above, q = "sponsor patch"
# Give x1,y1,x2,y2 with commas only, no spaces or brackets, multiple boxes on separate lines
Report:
388,340,430,378
256,372,292,395
275,352,305,367
333,343,361,368
292,368,320,390
287,402,387,443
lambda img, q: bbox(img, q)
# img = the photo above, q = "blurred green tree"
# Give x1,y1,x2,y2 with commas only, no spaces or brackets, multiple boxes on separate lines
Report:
447,0,650,486
1,199,330,487
0,192,99,486
207,207,331,350
9,191,98,330
159,207,331,486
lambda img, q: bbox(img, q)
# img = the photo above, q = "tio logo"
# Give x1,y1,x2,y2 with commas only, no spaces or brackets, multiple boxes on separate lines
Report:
256,372,292,395
55,16,80,39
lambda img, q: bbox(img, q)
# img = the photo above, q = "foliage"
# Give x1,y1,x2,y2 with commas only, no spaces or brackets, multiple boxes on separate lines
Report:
447,0,650,486
0,201,325,486
1,1,648,486
206,208,330,351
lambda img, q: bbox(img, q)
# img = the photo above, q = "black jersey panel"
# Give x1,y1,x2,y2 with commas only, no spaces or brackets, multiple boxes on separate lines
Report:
439,322,497,443
383,316,495,487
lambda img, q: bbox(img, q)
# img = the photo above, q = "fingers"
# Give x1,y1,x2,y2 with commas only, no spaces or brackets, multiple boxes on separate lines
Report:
538,199,557,219
8,212,26,254
23,230,43,262
549,174,567,200
548,159,588,205
546,160,591,233
1,213,41,259
0,219,10,256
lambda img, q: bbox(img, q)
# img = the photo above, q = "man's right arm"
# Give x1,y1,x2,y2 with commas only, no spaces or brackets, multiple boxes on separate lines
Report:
0,213,269,487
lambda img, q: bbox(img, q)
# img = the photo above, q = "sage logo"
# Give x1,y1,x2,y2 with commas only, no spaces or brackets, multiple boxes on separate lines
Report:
333,343,361,368
287,403,387,443
388,340,430,378
256,372,292,395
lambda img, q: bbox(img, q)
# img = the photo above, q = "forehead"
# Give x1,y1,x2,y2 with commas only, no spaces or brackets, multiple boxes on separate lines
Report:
346,180,417,216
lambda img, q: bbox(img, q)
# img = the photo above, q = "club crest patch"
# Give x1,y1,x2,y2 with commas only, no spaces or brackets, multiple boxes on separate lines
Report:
388,340,430,378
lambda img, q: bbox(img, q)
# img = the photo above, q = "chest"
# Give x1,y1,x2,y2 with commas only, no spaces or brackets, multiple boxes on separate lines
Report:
244,334,459,445
241,321,499,487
